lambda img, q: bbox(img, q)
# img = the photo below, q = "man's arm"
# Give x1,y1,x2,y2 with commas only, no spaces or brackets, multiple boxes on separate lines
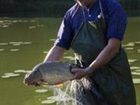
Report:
72,38,121,79
88,38,120,70
43,46,66,62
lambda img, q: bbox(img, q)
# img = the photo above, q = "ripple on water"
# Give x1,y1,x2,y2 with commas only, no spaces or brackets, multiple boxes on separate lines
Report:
49,39,56,42
64,56,75,61
135,70,140,72
10,49,20,52
35,89,48,93
1,75,11,79
41,99,56,104
135,41,140,45
12,20,18,23
12,43,22,46
122,42,135,47
128,59,138,64
2,25,9,28
0,43,8,46
9,41,32,46
9,42,23,46
18,20,28,23
47,95,72,102
131,72,140,76
28,26,36,29
37,24,44,28
125,47,134,51
133,78,140,85
14,69,31,74
0,49,5,52
1,72,20,79
130,66,140,70
137,49,140,53
22,41,32,45
43,51,48,54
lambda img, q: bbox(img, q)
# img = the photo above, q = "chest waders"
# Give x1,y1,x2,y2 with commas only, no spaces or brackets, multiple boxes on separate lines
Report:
70,1,136,105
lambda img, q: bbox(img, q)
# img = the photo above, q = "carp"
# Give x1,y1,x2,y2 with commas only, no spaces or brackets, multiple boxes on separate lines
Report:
24,61,77,85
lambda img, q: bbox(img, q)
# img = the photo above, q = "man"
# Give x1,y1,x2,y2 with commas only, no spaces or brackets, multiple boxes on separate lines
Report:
27,0,136,105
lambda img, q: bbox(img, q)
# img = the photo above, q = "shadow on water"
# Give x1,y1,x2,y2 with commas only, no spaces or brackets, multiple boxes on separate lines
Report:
0,17,140,105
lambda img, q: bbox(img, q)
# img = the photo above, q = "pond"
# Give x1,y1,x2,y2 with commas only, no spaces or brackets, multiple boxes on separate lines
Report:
0,17,140,105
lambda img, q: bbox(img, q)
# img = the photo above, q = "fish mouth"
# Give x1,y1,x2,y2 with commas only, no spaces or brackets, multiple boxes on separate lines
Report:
24,68,44,86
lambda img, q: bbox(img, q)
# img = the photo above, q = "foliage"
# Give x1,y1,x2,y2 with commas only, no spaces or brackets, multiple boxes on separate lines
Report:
0,0,139,17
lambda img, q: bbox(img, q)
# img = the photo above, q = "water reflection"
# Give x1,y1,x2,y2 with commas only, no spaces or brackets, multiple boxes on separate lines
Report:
133,79,140,84
41,99,56,104
132,72,140,76
125,47,134,50
22,42,32,45
136,70,140,72
130,66,140,70
29,26,36,29
1,72,20,79
0,43,8,45
137,49,140,53
35,89,48,93
49,39,56,42
10,49,20,52
9,41,23,46
123,42,135,47
64,56,75,61
0,17,139,105
128,59,138,64
9,41,32,46
1,69,31,80
14,69,31,74
0,17,42,30
0,41,32,53
43,51,48,54
0,49,5,51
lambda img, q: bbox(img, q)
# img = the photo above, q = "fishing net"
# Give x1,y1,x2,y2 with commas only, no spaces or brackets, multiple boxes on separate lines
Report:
51,78,109,105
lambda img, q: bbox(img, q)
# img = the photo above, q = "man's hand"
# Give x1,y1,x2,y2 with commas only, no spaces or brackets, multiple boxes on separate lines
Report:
71,67,93,80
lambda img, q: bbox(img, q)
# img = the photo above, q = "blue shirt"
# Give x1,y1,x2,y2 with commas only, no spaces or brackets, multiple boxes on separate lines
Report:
55,0,127,49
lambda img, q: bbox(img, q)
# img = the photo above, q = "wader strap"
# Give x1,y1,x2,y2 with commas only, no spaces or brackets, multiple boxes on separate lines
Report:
82,7,87,23
99,0,104,19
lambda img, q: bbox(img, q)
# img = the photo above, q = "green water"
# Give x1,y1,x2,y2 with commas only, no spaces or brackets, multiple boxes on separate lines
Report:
0,17,139,105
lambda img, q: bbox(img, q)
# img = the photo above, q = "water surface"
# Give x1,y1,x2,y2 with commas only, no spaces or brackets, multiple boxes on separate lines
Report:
0,17,140,105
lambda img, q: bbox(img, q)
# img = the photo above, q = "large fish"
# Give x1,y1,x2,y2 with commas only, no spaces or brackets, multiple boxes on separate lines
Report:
24,61,77,85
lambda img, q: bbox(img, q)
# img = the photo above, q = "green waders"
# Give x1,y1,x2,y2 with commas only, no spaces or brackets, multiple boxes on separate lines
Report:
70,1,136,105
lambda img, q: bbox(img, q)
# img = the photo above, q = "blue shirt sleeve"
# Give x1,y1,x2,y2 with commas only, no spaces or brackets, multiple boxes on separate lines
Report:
106,0,127,40
54,11,74,50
